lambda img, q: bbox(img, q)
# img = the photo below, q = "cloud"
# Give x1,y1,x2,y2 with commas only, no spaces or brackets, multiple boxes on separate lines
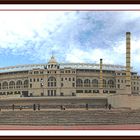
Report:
0,11,140,73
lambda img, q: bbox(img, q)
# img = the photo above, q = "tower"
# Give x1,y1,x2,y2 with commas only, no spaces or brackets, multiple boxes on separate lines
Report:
99,58,103,94
125,32,131,94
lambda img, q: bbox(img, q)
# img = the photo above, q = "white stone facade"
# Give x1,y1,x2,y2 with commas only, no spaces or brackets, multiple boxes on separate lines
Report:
0,56,139,99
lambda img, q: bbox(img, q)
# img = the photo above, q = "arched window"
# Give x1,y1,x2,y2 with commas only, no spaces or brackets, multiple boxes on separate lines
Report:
9,81,15,89
103,79,107,88
48,77,56,87
16,80,22,89
84,79,90,87
92,79,98,87
76,79,83,87
2,81,8,89
108,80,115,88
24,80,28,88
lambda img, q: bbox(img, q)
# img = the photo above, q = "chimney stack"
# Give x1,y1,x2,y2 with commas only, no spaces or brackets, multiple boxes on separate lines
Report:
99,58,103,94
125,32,131,94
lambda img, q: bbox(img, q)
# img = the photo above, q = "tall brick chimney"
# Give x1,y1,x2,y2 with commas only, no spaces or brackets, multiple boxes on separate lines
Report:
99,58,103,94
125,32,131,94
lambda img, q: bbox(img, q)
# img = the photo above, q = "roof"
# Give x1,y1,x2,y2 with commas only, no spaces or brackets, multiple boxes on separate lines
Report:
0,63,131,73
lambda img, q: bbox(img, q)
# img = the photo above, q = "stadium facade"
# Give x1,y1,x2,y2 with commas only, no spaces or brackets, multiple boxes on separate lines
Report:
0,32,140,109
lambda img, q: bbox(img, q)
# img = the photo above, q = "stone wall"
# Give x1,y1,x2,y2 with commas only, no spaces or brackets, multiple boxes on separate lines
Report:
108,94,140,109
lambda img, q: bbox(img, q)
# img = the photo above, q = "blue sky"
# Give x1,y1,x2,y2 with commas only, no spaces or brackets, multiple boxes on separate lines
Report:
0,11,140,73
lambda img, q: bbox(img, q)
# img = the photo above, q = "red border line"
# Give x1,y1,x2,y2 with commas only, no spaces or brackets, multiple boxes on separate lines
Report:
0,124,140,130
0,0,140,4
0,8,140,131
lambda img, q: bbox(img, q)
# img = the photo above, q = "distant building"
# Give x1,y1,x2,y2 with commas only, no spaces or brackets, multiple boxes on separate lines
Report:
0,32,140,109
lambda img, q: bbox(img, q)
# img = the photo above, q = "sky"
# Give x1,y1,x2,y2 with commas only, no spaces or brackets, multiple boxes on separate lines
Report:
0,11,140,73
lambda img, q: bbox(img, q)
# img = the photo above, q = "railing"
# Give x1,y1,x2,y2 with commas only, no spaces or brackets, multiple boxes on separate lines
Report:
0,103,109,111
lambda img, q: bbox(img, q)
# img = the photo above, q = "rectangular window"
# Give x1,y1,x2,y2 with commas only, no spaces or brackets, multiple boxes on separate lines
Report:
30,79,32,82
73,78,75,81
61,71,64,73
48,83,50,86
37,78,39,82
54,90,56,96
40,71,43,74
118,84,120,89
72,93,75,96
34,71,39,74
118,79,120,82
76,90,83,93
60,92,64,96
134,82,136,85
65,78,67,80
61,83,63,87
103,90,108,93
48,90,50,96
51,90,53,96
109,91,116,93
51,82,53,86
61,78,63,81
34,78,36,82
72,83,75,87
69,78,71,81
30,84,32,88
134,87,136,90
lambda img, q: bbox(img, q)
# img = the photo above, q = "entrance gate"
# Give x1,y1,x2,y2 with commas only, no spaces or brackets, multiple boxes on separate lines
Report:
22,91,29,97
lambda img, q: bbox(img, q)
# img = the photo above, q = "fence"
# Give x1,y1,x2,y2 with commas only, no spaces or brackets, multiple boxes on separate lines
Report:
0,103,109,111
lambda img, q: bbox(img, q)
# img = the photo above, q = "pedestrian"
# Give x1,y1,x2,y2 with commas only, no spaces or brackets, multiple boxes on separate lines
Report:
38,104,40,110
60,105,62,110
108,104,111,110
86,103,88,110
105,103,108,109
33,104,36,111
12,104,15,111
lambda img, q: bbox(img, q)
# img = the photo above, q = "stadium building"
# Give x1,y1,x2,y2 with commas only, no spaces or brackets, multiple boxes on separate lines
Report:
0,32,140,109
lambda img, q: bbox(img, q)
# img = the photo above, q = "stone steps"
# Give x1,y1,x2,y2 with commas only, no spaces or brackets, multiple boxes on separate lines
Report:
0,110,140,126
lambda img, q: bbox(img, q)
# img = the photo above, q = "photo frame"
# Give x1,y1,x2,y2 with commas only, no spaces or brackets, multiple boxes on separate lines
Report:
0,2,140,140
0,0,140,4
